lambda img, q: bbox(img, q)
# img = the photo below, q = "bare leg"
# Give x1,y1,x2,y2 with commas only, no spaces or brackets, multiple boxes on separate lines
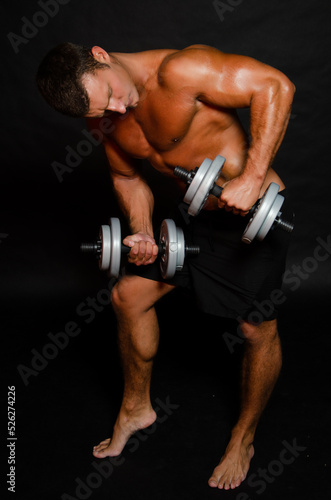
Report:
93,275,175,458
208,319,282,490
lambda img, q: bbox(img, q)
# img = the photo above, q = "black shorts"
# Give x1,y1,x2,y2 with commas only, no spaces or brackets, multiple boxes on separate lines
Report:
126,190,294,323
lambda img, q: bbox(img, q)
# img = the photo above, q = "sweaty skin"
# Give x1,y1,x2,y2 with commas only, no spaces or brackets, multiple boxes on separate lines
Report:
84,45,295,489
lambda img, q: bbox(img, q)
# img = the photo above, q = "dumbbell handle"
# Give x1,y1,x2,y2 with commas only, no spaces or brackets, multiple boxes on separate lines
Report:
80,241,200,257
123,243,200,255
80,241,163,257
210,184,223,199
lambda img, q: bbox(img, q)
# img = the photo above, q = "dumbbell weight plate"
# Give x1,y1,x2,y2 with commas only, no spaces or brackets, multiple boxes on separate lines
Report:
184,156,225,216
99,225,111,271
256,193,284,241
109,218,122,277
98,218,122,277
241,183,283,244
159,219,185,279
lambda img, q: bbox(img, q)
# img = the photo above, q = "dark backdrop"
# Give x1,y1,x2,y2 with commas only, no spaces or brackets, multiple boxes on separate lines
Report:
1,1,330,499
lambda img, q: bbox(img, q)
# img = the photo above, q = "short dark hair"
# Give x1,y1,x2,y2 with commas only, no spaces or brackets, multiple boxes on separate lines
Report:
36,42,110,117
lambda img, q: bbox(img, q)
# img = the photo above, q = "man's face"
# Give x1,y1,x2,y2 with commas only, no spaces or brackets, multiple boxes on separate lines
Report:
83,65,139,118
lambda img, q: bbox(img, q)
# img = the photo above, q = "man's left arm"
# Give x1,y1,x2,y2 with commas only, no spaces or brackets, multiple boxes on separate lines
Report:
166,46,296,213
214,52,295,213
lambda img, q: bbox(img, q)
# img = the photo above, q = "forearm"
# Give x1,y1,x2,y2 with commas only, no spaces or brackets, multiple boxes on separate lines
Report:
112,174,155,238
243,78,295,186
218,77,295,213
99,136,155,238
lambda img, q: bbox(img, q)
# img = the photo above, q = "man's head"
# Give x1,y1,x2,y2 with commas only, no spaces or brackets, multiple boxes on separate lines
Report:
36,42,139,118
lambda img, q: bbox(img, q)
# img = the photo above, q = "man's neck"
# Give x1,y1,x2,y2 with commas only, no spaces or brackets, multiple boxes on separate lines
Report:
109,51,154,87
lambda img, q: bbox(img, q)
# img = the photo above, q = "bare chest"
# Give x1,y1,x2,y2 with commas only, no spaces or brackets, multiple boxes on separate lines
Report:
111,94,196,154
106,94,243,176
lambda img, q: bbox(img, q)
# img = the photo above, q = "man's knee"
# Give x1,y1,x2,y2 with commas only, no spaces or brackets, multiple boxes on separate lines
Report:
111,275,174,315
111,276,141,314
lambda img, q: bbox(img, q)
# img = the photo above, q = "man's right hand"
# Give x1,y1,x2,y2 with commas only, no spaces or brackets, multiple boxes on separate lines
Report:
123,233,159,266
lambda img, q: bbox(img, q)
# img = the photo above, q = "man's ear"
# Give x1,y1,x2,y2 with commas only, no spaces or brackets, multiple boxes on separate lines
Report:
91,46,111,64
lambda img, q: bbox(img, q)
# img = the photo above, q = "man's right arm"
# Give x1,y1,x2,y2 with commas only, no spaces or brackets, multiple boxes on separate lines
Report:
102,138,159,266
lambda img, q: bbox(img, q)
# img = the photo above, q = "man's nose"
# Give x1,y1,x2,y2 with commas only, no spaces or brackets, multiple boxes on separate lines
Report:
107,99,126,114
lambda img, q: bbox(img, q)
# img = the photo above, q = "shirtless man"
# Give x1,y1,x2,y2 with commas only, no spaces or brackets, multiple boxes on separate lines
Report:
36,43,295,490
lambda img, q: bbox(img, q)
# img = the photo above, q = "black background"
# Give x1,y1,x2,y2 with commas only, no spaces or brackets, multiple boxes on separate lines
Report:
1,1,330,499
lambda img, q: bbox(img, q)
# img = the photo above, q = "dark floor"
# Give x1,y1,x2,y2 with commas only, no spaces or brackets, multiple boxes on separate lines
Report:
2,284,330,500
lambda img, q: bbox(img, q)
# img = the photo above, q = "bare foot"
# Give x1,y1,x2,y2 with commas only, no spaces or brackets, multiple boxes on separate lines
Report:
93,406,157,458
208,439,255,490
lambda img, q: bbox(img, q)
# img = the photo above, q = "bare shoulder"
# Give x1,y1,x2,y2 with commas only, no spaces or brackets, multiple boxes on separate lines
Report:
157,44,257,98
161,44,224,63
160,44,280,73
158,44,226,81
157,44,260,91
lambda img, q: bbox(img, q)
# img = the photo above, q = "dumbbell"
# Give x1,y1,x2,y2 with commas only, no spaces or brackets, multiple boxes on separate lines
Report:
174,156,294,244
80,218,200,279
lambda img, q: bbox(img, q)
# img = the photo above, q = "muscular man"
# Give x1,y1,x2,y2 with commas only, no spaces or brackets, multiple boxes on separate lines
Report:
37,43,295,490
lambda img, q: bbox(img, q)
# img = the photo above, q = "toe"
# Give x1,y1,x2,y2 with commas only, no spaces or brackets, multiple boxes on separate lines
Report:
93,446,111,458
93,438,111,450
98,438,111,446
93,438,112,455
223,479,232,490
208,468,223,488
208,478,218,488
217,480,225,490
93,450,106,458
